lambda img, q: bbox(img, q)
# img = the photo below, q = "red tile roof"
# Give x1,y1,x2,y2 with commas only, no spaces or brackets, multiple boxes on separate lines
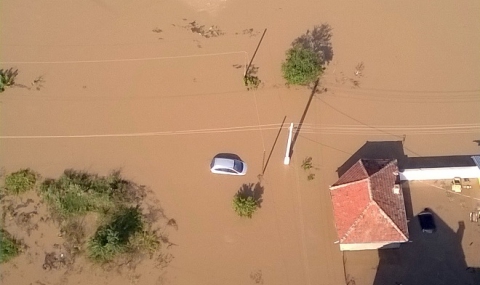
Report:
332,160,368,186
330,159,408,244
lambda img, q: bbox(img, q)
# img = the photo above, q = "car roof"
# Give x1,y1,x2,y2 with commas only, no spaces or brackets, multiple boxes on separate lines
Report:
213,158,235,168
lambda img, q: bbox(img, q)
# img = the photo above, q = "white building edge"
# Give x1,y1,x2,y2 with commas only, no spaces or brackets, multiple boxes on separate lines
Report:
400,155,480,181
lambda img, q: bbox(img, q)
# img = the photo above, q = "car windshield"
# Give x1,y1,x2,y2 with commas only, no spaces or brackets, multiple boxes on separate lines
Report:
233,160,243,172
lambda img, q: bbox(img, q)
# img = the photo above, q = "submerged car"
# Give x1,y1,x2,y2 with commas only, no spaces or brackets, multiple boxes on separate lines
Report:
210,157,247,176
418,208,436,233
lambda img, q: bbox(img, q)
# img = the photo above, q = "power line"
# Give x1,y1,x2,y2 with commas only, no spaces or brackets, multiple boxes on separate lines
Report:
0,51,248,64
0,123,285,139
4,86,478,104
1,122,478,139
322,82,480,95
321,92,480,103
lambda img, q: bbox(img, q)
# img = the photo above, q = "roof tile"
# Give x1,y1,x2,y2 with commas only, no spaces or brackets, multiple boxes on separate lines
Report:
330,159,409,245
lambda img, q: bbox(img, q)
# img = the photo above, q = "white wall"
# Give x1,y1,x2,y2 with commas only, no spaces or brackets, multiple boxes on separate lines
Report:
340,242,401,251
400,166,480,181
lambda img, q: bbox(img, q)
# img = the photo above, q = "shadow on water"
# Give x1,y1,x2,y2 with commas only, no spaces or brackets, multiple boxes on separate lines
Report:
373,209,480,285
236,183,264,208
292,24,334,65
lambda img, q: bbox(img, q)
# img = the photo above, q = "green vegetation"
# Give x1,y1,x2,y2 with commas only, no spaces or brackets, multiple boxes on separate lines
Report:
232,194,258,218
282,24,333,86
3,169,37,195
302,157,316,181
243,65,261,90
87,206,155,262
1,168,167,266
281,45,323,86
38,169,132,219
244,74,261,90
128,230,160,255
0,229,22,263
0,68,18,92
301,157,313,171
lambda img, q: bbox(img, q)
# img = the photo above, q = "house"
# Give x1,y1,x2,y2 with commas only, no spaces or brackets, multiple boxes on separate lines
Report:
400,155,480,181
330,159,409,251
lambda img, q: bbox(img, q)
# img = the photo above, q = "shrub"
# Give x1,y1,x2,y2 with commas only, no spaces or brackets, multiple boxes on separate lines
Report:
87,206,144,262
0,229,22,263
39,170,131,219
232,194,258,218
244,74,261,90
3,169,37,195
281,45,323,86
128,230,160,255
0,68,18,92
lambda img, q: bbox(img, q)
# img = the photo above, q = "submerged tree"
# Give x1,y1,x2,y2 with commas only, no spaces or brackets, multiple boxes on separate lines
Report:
282,24,333,86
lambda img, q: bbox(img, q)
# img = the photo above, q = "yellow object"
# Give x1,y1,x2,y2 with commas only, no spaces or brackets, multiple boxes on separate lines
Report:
452,177,462,193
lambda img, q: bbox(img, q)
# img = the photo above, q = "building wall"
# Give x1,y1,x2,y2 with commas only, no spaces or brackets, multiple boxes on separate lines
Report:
340,242,401,251
399,166,480,181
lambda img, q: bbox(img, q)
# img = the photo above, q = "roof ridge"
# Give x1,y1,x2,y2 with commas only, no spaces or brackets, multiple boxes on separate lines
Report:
359,160,369,177
371,200,408,241
339,201,373,242
330,177,369,190
368,159,396,179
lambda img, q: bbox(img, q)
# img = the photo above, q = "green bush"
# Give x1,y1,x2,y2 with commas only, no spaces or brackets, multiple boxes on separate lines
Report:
281,45,323,86
232,194,258,218
3,169,37,195
87,206,144,262
244,74,261,90
0,229,22,263
0,68,18,93
39,169,130,219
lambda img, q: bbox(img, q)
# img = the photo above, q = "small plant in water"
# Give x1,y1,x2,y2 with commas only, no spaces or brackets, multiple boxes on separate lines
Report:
244,74,261,90
232,194,258,218
301,157,313,171
243,65,261,90
0,68,18,92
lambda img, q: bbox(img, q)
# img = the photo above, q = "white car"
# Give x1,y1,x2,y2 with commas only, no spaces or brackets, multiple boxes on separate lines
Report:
210,157,247,175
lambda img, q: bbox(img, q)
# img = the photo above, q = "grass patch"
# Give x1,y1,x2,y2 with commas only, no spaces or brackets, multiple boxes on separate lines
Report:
87,206,153,263
38,169,134,220
128,230,160,255
3,169,37,195
0,229,22,263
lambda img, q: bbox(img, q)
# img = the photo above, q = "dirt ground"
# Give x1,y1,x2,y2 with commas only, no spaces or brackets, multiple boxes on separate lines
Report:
1,0,479,284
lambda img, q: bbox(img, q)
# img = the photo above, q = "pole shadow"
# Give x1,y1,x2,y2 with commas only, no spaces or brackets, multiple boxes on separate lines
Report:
288,78,319,159
262,116,286,175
